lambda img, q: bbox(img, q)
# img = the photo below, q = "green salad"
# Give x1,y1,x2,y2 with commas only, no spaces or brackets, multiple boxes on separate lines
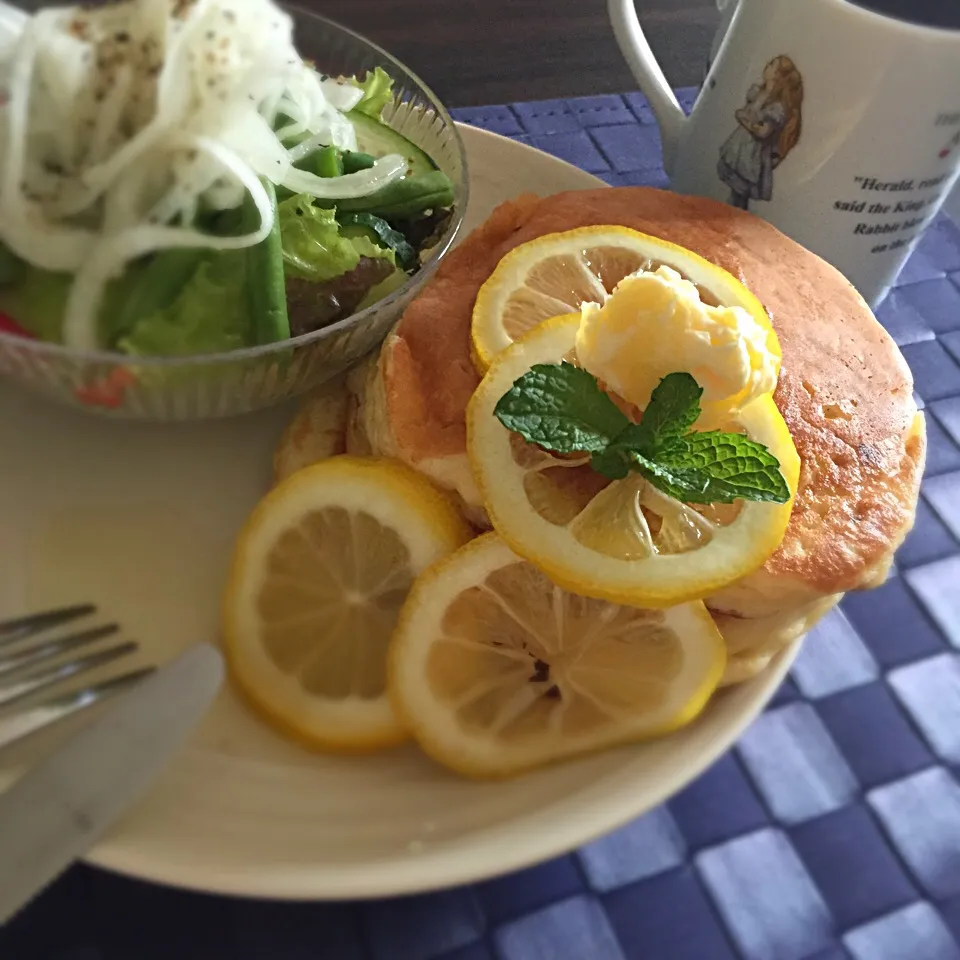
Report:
0,0,455,357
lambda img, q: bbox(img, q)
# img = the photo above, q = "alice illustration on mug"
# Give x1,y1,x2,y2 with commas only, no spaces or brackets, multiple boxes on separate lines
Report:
717,56,803,210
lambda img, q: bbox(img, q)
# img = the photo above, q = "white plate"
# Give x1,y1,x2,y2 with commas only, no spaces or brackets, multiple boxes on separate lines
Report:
0,124,798,899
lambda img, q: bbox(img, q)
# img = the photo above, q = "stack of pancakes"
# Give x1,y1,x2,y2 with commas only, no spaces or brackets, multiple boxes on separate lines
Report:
342,188,926,683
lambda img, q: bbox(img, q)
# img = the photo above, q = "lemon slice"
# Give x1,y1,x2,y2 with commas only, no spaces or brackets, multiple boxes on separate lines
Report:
222,456,472,752
467,314,800,607
389,533,726,778
470,225,775,371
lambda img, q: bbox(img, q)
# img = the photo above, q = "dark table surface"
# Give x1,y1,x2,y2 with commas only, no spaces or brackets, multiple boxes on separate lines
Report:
312,0,720,106
11,0,720,106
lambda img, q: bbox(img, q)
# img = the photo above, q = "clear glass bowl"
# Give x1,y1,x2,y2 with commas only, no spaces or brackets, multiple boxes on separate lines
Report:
0,6,467,420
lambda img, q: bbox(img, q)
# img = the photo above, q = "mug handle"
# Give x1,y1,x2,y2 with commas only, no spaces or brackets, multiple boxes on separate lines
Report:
608,0,688,174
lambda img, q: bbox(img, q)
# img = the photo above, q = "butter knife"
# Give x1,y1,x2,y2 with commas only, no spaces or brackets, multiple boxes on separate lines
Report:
0,643,223,924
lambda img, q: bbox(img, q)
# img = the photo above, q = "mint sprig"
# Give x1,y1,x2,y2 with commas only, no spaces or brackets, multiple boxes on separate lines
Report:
493,368,790,505
493,361,628,453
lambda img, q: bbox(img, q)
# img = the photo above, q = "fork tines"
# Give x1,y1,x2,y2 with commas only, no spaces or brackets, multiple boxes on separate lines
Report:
0,605,153,751
0,604,96,646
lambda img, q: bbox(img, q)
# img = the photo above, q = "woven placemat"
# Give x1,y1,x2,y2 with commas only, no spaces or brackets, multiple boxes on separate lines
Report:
3,91,960,960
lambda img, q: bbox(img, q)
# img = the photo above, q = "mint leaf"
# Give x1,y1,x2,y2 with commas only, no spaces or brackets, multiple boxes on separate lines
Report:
588,420,645,479
634,372,703,450
492,362,789,506
635,430,790,504
593,418,691,482
591,447,631,480
494,362,630,454
609,375,789,504
628,452,714,501
661,430,790,503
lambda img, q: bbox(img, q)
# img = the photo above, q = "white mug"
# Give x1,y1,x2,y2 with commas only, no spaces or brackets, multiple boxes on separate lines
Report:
609,0,960,307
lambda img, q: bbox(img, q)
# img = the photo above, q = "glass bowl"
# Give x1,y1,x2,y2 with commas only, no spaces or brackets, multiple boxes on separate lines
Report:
0,5,467,420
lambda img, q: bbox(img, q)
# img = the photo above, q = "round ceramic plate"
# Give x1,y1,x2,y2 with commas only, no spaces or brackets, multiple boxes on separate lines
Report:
0,124,799,899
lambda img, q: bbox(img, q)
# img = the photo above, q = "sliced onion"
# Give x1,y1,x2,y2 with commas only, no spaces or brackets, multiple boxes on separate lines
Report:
1,0,415,349
274,121,305,143
280,153,405,199
287,131,330,162
88,64,132,166
327,111,358,152
319,78,363,112
0,17,94,271
1,19,37,207
63,136,274,349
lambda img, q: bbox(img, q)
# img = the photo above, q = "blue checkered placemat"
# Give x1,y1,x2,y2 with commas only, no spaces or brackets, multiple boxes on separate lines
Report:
3,91,960,960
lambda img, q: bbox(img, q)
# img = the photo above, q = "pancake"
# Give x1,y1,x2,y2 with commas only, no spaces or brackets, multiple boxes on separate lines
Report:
348,187,926,678
272,373,350,483
712,593,843,684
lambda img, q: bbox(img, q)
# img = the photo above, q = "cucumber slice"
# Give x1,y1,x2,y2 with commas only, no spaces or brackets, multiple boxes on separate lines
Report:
348,111,437,176
338,212,417,270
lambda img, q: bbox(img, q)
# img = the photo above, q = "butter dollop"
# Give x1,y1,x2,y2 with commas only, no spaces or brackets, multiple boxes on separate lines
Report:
575,264,780,417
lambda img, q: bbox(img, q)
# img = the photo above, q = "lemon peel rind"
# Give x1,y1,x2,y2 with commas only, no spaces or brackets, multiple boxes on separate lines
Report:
466,315,800,609
389,533,726,779
470,225,778,372
222,455,473,754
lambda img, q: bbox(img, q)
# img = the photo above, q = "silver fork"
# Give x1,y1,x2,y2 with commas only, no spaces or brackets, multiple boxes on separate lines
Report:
0,605,153,752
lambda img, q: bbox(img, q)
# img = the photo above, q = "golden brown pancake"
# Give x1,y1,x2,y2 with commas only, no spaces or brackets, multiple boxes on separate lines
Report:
350,188,925,681
272,373,350,483
712,593,843,685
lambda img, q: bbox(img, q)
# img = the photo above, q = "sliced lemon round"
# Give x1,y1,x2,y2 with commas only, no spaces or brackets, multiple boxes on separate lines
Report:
389,532,726,778
222,456,473,752
470,225,775,371
466,314,799,608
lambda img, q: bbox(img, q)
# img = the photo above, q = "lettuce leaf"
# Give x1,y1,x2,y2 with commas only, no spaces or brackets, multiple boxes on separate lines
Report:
0,254,252,356
0,268,72,341
3,189,397,356
121,180,288,356
0,243,23,285
350,67,394,119
118,249,252,357
278,195,394,282
0,263,144,344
